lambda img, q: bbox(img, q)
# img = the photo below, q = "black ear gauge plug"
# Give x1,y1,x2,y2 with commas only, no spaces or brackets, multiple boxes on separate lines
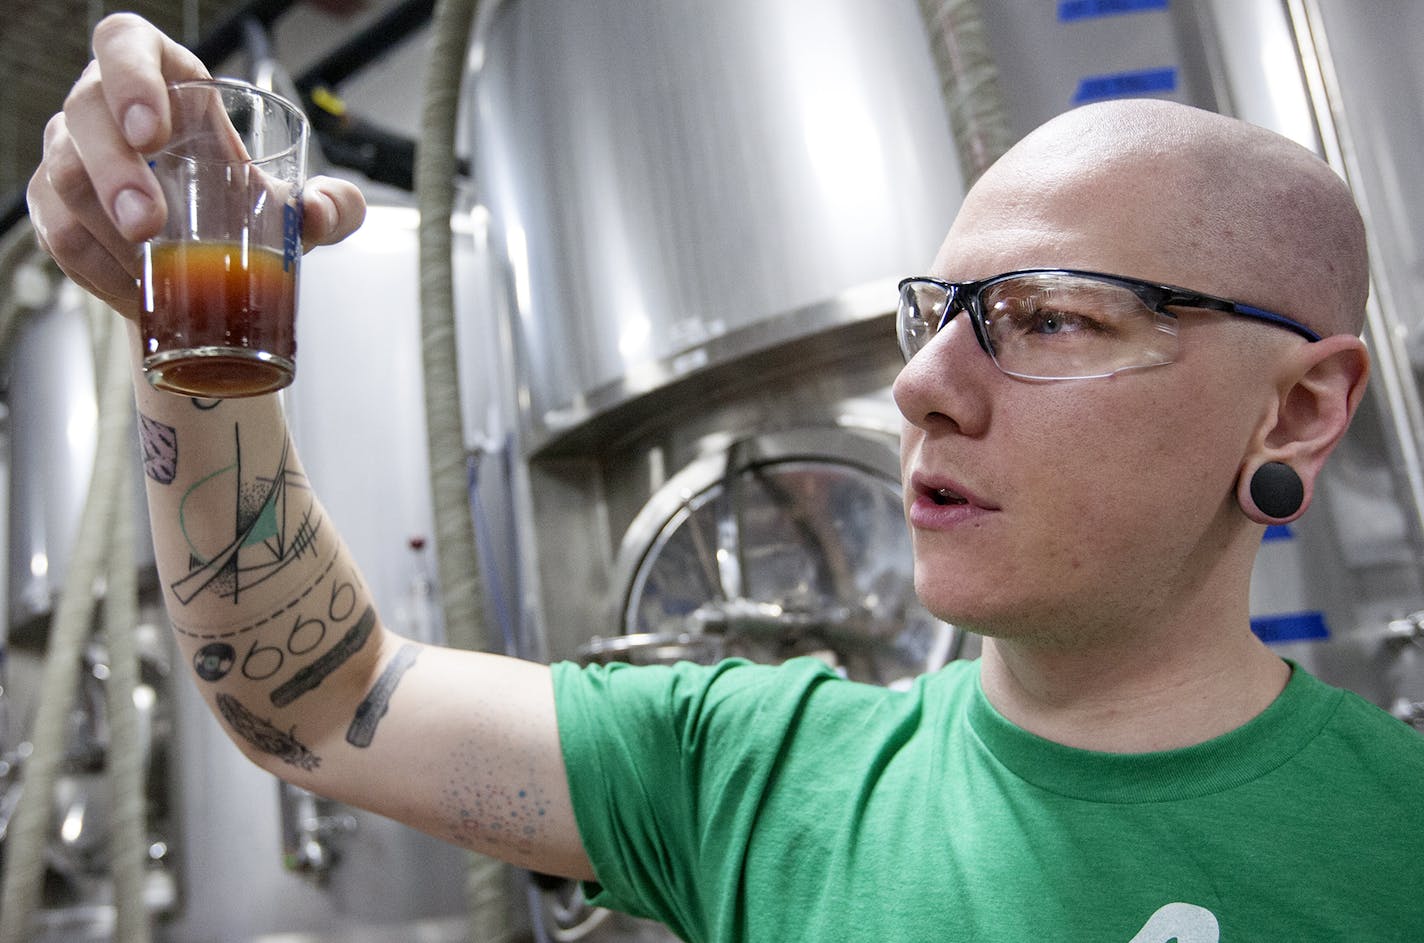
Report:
1248,462,1304,520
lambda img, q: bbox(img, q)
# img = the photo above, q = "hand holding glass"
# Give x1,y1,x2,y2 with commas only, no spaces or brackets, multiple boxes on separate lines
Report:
140,79,309,398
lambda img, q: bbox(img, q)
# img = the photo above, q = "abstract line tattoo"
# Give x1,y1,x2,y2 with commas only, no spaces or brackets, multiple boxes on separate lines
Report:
170,425,321,605
346,644,420,748
270,605,377,707
139,412,179,484
216,693,321,771
168,550,339,641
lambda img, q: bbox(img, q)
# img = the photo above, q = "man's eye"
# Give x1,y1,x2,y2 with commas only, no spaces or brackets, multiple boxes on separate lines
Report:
1031,310,1090,335
1015,308,1099,336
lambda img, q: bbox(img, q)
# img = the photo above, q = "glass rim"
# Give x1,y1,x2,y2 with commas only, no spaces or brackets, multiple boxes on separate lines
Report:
157,77,309,167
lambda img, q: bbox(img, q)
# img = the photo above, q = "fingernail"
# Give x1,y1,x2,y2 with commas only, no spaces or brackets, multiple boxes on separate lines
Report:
113,188,152,237
122,104,158,148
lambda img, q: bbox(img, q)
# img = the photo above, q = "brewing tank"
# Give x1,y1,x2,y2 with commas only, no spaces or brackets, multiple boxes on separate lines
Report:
4,282,154,635
473,0,963,444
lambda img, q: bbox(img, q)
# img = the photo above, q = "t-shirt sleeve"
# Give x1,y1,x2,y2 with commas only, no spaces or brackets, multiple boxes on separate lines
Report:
551,656,843,940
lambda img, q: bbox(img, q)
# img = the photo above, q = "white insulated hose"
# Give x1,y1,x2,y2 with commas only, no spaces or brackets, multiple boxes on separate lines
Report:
419,0,487,659
98,338,150,943
915,0,1016,183
0,310,140,943
415,0,519,939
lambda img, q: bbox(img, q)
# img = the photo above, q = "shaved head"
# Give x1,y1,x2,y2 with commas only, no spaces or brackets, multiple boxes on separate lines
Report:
941,99,1369,337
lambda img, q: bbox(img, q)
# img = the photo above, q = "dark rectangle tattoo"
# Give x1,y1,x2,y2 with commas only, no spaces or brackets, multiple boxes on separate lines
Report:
345,643,419,748
270,605,377,707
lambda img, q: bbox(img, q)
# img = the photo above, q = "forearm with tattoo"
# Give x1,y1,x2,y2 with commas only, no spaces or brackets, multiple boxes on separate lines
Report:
134,383,414,774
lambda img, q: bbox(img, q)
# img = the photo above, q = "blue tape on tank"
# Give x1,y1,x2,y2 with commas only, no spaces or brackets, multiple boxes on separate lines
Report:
1262,524,1294,542
1059,0,1170,21
1251,611,1330,643
1072,67,1178,104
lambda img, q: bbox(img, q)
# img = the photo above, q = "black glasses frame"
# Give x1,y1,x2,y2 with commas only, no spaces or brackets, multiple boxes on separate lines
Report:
897,268,1321,367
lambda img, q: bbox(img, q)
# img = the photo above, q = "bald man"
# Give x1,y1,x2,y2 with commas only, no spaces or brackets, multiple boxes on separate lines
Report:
26,14,1424,942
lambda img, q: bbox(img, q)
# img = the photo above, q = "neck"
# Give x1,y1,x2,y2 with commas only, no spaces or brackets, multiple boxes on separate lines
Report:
978,624,1289,753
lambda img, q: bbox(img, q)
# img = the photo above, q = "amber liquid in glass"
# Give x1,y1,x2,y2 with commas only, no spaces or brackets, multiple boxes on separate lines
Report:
141,240,297,398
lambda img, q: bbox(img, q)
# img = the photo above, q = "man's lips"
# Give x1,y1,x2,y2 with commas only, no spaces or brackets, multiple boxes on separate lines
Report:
927,486,968,507
910,473,994,509
907,474,997,528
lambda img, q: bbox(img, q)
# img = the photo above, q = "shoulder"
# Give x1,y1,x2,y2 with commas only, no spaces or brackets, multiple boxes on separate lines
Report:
1328,683,1424,759
1294,667,1424,779
552,656,979,739
552,654,834,699
552,655,868,724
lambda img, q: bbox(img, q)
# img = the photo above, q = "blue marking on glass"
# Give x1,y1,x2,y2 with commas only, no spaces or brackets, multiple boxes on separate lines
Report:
282,202,302,273
1072,66,1178,104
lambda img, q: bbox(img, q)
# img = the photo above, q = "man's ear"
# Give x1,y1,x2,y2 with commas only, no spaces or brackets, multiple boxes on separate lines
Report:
1237,334,1370,524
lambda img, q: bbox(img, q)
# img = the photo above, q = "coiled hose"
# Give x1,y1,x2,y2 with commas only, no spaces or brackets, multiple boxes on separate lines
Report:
0,224,40,352
416,0,519,939
98,317,150,943
915,0,1015,183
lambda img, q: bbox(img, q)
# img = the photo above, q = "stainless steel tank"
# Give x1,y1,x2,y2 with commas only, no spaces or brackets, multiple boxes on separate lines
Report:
468,0,967,671
6,283,101,632
473,0,963,446
4,281,158,636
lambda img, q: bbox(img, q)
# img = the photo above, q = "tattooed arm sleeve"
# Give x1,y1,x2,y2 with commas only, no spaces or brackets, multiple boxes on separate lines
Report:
126,325,594,881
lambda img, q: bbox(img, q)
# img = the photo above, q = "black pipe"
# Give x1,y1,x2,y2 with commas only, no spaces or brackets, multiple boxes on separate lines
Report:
191,0,302,69
294,0,437,93
1,193,27,240
314,121,420,191
293,0,455,191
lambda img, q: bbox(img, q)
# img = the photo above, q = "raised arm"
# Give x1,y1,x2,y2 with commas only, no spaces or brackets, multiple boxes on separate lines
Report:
29,13,594,882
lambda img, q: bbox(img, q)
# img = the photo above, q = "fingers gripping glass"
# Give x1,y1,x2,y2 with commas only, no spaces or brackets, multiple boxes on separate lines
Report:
896,269,1321,381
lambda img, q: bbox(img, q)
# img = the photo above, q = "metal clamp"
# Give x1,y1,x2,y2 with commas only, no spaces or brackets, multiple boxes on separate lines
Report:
278,782,358,881
1390,698,1424,731
1384,612,1424,648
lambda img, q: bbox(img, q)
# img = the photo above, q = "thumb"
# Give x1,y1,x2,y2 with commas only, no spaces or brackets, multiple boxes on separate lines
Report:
302,176,367,249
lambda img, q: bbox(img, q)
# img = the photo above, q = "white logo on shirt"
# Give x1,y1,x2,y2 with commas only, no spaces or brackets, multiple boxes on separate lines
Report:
1127,902,1220,943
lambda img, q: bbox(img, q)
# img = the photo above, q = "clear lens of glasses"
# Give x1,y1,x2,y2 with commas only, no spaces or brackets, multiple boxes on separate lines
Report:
897,272,1179,380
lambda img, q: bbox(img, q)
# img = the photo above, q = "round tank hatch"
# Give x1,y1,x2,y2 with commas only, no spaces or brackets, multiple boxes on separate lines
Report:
594,429,953,687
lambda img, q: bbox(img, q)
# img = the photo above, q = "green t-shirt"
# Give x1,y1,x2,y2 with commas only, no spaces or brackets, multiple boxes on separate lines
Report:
553,656,1424,942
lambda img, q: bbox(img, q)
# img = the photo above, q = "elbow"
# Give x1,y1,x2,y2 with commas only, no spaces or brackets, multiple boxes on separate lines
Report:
209,688,328,786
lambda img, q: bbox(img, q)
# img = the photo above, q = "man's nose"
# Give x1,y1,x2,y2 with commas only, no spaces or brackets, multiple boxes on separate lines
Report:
891,308,994,435
925,306,989,364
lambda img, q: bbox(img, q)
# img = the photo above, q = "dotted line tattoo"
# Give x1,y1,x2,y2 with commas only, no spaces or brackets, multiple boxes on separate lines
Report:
169,549,339,641
441,737,549,853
